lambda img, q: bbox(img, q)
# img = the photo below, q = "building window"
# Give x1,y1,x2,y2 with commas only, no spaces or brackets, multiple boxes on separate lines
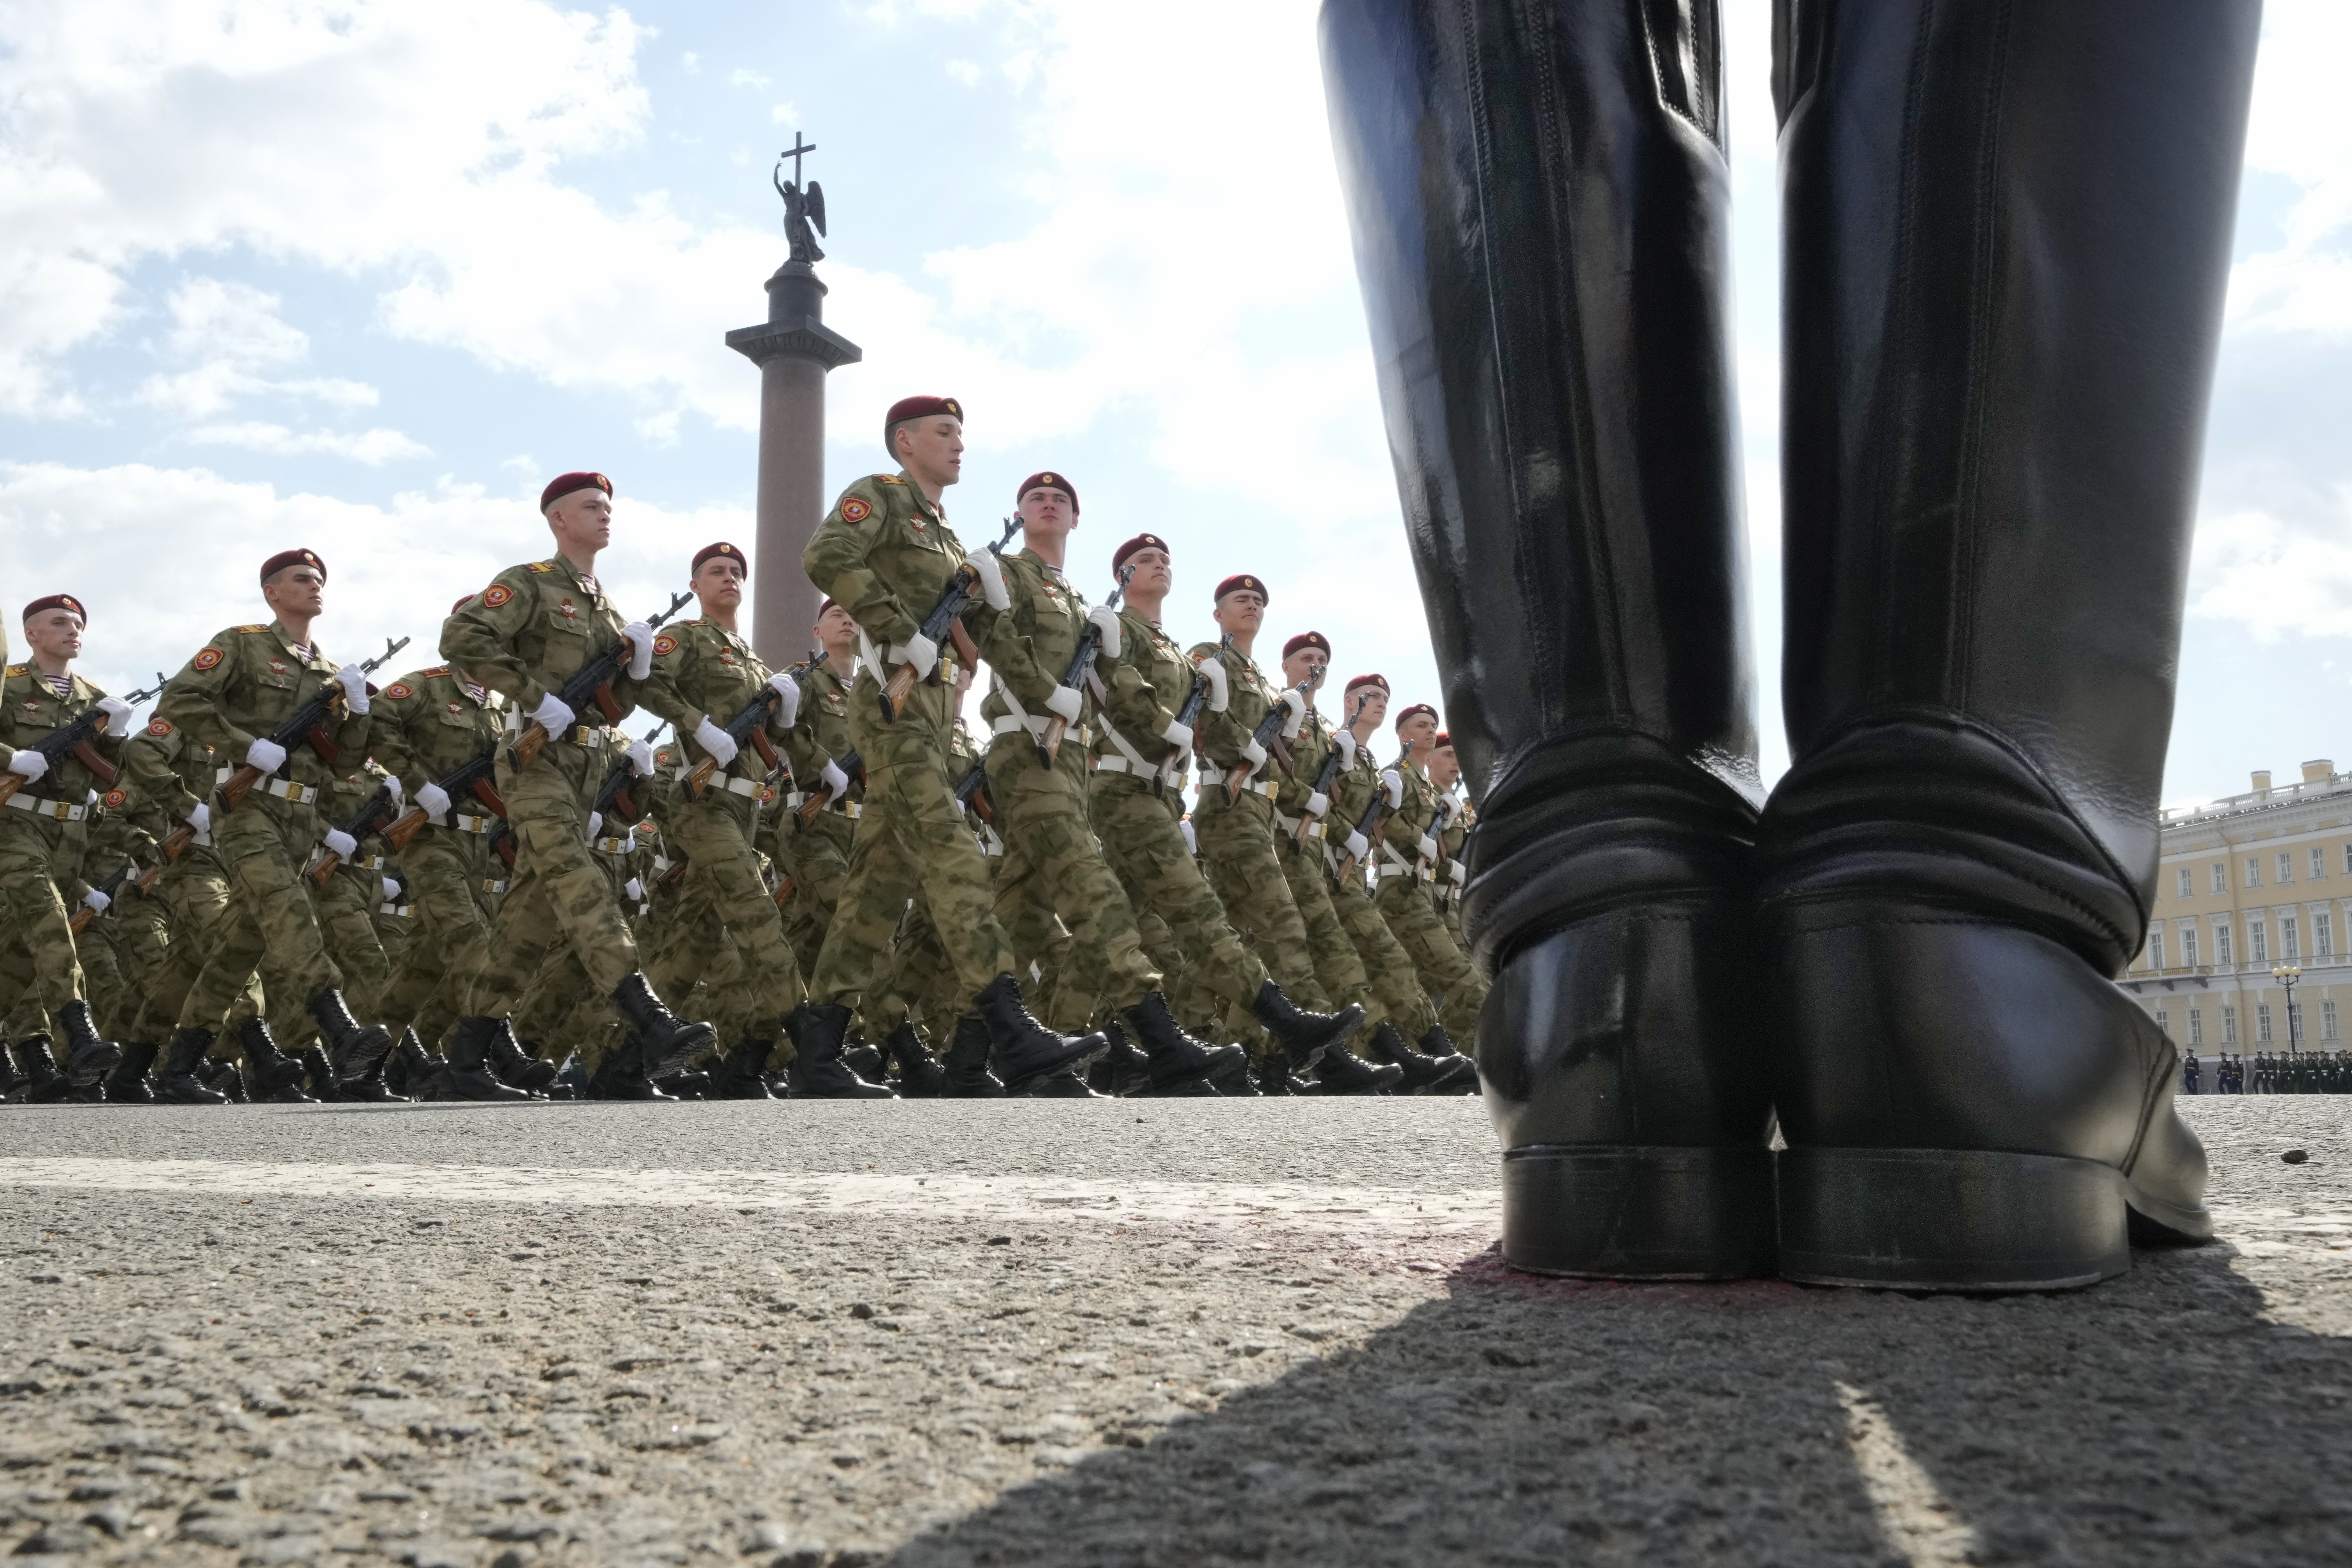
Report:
2154,1008,2170,1036
2217,924,2234,967
2252,922,2269,964
2190,1009,2205,1046
2319,912,2334,957
2248,858,2263,889
2148,928,2165,969
2176,868,2192,899
2284,916,2300,960
2343,843,2352,877
2224,1005,2239,1045
2327,1000,2341,1043
2184,926,2200,967
2259,1003,2274,1043
2314,848,2328,880
2217,862,2231,894
2280,853,2295,885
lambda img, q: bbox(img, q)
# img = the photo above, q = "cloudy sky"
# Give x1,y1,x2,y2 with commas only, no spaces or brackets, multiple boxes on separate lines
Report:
1,0,2345,808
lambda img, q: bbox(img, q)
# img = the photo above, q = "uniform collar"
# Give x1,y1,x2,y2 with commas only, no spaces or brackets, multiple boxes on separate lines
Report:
895,469,943,523
268,618,321,665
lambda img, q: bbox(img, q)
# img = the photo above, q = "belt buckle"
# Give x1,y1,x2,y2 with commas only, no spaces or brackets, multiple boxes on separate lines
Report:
49,801,70,821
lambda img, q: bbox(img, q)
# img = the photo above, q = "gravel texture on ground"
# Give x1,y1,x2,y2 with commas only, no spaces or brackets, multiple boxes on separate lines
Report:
1,1097,2347,1567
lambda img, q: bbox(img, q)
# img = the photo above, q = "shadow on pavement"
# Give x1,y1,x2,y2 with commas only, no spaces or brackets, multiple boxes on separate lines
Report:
884,1238,2352,1567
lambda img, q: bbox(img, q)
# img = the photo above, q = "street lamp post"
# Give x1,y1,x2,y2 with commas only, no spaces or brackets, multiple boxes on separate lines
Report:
2272,963,2303,1056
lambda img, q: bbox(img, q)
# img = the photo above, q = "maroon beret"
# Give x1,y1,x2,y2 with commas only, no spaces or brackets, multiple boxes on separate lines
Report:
259,548,325,584
1393,702,1438,730
1433,731,1453,749
1343,673,1389,696
21,593,85,624
883,395,963,446
1017,470,1077,513
1282,632,1331,661
692,541,746,574
539,471,612,513
816,597,842,620
1214,573,1267,604
1112,533,1168,573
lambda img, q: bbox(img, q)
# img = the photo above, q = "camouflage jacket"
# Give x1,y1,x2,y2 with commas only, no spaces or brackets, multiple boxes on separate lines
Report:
370,667,505,810
156,618,370,803
802,471,994,729
441,555,639,733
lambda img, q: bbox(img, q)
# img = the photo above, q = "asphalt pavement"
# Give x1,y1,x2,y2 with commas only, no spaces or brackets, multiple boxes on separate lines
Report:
1,1095,2348,1567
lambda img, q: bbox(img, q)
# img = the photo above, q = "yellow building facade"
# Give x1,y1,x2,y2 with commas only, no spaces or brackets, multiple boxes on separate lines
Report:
2123,760,2351,1055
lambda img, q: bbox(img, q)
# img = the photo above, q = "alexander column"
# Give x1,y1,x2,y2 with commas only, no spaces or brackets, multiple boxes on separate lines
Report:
727,132,862,664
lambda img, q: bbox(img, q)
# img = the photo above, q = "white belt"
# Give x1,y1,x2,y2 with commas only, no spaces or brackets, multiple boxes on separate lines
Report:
1273,810,1326,842
4,793,85,823
1092,754,1144,776
502,709,603,747
1379,843,1433,883
594,835,635,855
347,852,384,870
674,762,766,799
379,902,412,918
212,764,319,805
482,877,509,895
423,808,494,834
1225,777,1273,799
988,714,1095,750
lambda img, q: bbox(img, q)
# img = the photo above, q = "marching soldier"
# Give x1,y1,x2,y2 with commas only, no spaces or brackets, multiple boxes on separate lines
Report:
778,599,860,981
1377,701,1489,1045
439,471,713,1089
1428,731,1471,943
0,593,128,1096
124,707,244,1103
798,396,1105,1090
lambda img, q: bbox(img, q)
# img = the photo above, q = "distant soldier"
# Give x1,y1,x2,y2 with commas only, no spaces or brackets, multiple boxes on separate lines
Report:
1376,702,1489,1045
777,601,859,978
123,706,243,1103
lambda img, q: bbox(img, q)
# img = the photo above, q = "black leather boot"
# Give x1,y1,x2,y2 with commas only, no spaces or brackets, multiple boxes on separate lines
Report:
610,972,715,1080
1021,1067,1104,1099
1417,1025,1479,1094
588,1029,675,1101
1088,1017,1151,1097
1312,1041,1404,1097
1364,1021,1467,1096
103,1041,158,1104
1123,992,1246,1097
442,1016,532,1102
481,1020,554,1095
1758,0,2259,1291
57,1001,123,1087
307,988,393,1082
0,1042,26,1101
298,1046,341,1102
942,1014,1005,1098
238,1017,312,1102
1323,0,1771,1278
1247,981,1364,1076
1208,1046,1257,1098
715,1037,778,1099
1254,1054,1295,1098
844,1034,890,1087
206,1058,247,1103
341,1030,406,1102
388,1028,440,1101
655,1069,713,1099
153,1028,228,1105
882,1021,946,1099
975,973,1105,1093
783,1003,893,1099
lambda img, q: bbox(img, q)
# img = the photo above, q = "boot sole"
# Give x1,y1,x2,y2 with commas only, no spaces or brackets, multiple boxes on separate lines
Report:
1778,1147,2157,1292
1503,1145,1778,1280
998,1038,1110,1095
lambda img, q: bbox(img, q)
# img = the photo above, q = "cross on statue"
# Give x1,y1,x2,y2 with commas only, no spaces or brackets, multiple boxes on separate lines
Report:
782,131,817,186
773,132,828,266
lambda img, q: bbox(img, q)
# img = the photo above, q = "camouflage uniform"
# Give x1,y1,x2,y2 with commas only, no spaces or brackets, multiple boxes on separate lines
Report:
306,766,395,1016
120,716,251,1051
802,471,1017,1012
440,557,645,1011
777,657,862,979
0,661,124,1034
1269,701,1374,1034
505,729,654,1067
157,619,371,1046
1376,753,1488,1038
1327,733,1443,1041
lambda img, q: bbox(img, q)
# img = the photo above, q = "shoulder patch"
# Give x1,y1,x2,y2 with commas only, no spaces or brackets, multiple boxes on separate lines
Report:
233,624,269,634
383,682,415,701
101,788,129,810
418,666,449,678
524,561,556,574
652,634,680,658
145,718,173,736
839,497,872,524
191,648,224,671
481,583,516,608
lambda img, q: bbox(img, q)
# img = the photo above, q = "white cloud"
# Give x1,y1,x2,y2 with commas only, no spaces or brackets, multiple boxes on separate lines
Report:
185,422,431,465
726,67,770,89
769,102,803,126
945,59,980,85
132,276,382,419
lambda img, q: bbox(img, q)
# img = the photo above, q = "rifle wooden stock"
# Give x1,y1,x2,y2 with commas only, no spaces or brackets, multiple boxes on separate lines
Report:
0,772,26,807
68,902,98,937
771,874,794,910
683,754,721,798
308,849,343,888
795,789,832,826
381,805,430,851
509,722,551,768
1038,716,1068,768
657,855,689,894
156,823,195,864
1222,758,1256,804
135,861,166,897
218,763,265,811
69,738,116,785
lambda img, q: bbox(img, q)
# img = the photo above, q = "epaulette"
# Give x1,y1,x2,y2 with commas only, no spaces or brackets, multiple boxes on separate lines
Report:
233,624,269,634
418,666,449,678
874,474,906,486
2,664,23,678
525,561,557,574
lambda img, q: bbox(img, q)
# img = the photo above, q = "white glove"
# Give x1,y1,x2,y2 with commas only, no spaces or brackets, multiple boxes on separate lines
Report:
6,748,47,781
530,692,574,734
415,781,452,820
1418,833,1440,860
1043,684,1084,724
381,876,400,901
382,773,402,803
966,548,1011,613
1086,605,1122,658
1279,689,1307,738
1181,818,1198,855
1344,830,1370,862
96,696,132,734
820,760,849,799
1159,719,1193,755
82,888,109,914
324,829,359,859
626,738,655,778
186,802,209,833
890,633,940,680
625,876,644,901
694,716,739,766
1306,790,1329,818
1380,769,1405,809
1240,737,1267,769
1449,859,1468,884
621,621,655,681
1334,729,1357,767
1199,660,1229,713
245,737,287,774
334,664,371,716
586,811,604,839
1434,793,1458,821
767,671,801,727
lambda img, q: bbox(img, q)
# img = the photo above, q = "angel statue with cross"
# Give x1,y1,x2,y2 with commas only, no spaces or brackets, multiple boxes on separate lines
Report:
774,132,827,265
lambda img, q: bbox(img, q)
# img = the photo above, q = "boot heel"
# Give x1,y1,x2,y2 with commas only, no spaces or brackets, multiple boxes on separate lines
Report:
1502,1146,1777,1280
1778,1148,2129,1292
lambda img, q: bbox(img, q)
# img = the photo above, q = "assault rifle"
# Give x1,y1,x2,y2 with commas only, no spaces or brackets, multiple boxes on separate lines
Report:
307,778,400,886
880,516,1022,722
1330,762,1401,887
218,637,409,813
1037,565,1133,768
1294,689,1374,847
67,861,141,936
381,740,507,854
1157,634,1229,800
0,672,165,807
953,754,995,825
796,749,863,826
509,590,692,768
1223,668,1318,805
591,722,669,832
684,679,787,798
657,850,689,895
484,816,517,872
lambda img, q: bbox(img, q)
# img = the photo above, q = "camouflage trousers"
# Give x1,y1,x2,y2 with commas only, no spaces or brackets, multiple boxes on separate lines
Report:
128,849,247,1045
779,809,854,984
1190,787,1335,1015
646,789,805,1038
1377,872,1486,1038
1275,826,1372,1040
985,737,1158,1028
98,885,173,1040
1091,773,1265,1014
1330,860,1440,1041
176,793,344,1046
808,689,1015,1012
0,811,86,1024
465,740,639,1016
375,829,494,1054
505,839,640,1068
310,864,389,1018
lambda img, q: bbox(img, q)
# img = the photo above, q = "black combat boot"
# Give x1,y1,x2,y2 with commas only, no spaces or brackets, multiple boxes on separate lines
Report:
1322,0,1770,1277
1254,1054,1295,1098
16,1037,70,1103
0,1042,24,1100
609,972,716,1081
482,1020,555,1095
1757,0,2257,1289
297,1046,341,1102
237,1017,312,1102
153,1028,228,1105
1248,981,1363,1075
442,1017,532,1102
783,1003,894,1099
307,988,393,1082
1312,1044,1402,1096
206,1059,247,1103
844,1033,890,1087
1123,992,1246,1097
1022,1067,1104,1099
655,1069,713,1099
387,1028,440,1101
1364,1021,1471,1095
714,1037,778,1100
587,1030,676,1101
975,973,1105,1094
57,1000,123,1087
881,1021,946,1099
1087,1017,1151,1097
942,1015,1005,1098
1208,1047,1257,1098
102,1041,159,1104
340,1032,406,1102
